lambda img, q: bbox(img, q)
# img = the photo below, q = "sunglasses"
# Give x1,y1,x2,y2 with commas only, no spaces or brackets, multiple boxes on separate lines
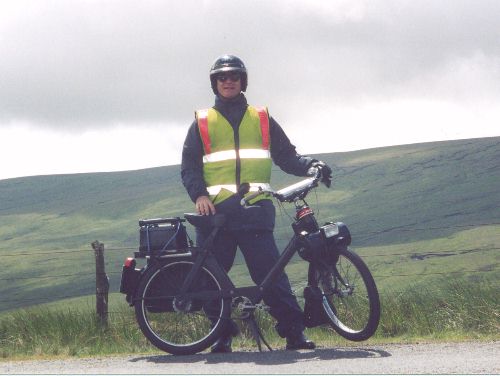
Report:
217,73,241,82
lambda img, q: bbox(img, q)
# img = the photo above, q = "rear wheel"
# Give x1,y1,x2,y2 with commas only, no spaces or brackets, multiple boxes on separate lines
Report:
316,247,380,341
134,260,230,355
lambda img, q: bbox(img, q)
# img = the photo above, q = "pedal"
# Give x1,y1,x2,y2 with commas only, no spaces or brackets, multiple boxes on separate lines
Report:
232,296,255,319
233,296,268,312
240,302,256,312
255,303,270,311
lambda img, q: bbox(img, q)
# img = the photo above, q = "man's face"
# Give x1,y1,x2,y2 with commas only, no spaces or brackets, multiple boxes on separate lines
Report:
216,72,242,99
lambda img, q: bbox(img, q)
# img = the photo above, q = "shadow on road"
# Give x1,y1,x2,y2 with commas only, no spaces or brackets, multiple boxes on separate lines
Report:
130,347,391,365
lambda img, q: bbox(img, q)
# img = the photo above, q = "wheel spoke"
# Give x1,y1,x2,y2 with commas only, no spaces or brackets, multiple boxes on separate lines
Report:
316,248,380,341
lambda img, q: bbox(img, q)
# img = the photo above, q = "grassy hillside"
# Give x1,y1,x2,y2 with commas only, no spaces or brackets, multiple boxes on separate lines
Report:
0,136,499,312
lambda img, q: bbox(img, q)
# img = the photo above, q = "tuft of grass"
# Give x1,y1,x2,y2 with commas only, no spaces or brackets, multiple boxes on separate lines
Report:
378,276,499,338
0,305,154,359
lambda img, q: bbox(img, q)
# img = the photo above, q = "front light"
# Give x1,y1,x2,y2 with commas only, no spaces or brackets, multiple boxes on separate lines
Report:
322,223,339,238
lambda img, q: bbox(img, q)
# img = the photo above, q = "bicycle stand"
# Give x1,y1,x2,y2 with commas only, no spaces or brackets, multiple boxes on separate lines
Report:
242,312,273,352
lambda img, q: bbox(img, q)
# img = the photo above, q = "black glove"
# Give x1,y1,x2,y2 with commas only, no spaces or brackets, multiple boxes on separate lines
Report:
310,161,332,188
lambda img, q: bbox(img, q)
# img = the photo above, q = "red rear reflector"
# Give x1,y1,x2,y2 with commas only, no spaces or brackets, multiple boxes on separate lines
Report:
124,257,136,268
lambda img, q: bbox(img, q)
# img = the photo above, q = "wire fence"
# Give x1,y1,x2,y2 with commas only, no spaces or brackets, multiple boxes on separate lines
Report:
3,221,499,258
0,221,498,307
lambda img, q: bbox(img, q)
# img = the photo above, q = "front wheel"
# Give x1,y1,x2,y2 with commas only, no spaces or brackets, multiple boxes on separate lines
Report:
134,260,230,355
315,247,380,341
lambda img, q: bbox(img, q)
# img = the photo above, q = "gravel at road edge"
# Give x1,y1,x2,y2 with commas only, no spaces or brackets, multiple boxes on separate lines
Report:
1,341,498,374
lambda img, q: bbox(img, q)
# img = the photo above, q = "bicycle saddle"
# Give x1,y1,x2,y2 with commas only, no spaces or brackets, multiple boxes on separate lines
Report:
184,213,226,228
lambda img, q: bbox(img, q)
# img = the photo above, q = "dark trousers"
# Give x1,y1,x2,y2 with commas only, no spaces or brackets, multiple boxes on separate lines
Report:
197,227,305,337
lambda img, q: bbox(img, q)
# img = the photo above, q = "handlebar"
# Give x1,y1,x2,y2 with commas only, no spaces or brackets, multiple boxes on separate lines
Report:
240,167,321,206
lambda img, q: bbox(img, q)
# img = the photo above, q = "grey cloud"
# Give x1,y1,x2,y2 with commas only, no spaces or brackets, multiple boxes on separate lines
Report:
1,0,499,130
254,0,500,100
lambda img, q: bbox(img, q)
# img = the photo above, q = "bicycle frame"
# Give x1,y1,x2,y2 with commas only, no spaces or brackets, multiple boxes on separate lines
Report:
127,204,347,314
145,226,304,307
131,190,341,310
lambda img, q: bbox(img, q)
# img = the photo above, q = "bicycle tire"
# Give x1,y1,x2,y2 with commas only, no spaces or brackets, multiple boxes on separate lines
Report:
317,247,380,341
134,260,230,355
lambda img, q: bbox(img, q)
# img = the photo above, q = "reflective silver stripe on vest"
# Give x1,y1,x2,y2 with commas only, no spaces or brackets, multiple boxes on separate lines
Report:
203,149,271,164
239,149,271,159
206,183,272,196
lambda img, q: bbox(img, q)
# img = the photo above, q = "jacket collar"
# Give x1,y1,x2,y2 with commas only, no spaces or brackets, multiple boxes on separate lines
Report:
214,93,247,111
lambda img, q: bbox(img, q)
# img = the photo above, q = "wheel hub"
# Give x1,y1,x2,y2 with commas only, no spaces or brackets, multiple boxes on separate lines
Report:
172,296,193,312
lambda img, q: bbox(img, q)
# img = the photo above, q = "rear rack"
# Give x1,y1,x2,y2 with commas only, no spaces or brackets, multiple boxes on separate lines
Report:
134,248,193,259
138,217,185,226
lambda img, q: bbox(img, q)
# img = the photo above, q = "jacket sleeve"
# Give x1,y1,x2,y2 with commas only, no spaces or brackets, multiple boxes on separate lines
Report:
181,120,209,203
269,116,316,176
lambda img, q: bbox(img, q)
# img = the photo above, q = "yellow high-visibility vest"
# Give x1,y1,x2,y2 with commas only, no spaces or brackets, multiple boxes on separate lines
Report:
196,106,272,205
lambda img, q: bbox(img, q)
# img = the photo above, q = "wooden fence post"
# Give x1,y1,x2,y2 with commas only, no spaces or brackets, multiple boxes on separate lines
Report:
91,240,109,326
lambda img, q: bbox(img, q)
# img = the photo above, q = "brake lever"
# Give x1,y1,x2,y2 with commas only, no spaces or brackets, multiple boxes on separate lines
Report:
240,187,264,207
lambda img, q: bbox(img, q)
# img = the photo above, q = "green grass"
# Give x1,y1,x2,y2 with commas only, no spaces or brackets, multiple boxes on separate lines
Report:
0,306,148,359
1,277,497,360
378,279,499,339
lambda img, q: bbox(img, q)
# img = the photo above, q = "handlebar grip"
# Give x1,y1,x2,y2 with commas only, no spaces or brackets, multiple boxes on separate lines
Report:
307,166,321,179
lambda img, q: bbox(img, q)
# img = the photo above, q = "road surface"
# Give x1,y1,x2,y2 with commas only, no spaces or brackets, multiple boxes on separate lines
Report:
1,341,498,374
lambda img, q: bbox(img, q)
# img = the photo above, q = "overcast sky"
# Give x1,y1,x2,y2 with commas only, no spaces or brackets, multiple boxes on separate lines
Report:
1,0,499,180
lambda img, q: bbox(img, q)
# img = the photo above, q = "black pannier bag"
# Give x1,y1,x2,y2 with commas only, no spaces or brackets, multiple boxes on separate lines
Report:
138,217,188,255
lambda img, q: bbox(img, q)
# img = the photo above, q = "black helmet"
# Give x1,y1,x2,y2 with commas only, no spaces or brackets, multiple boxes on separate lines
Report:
210,55,248,94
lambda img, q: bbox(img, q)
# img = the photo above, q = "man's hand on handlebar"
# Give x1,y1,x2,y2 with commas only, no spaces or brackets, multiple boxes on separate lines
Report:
309,161,333,188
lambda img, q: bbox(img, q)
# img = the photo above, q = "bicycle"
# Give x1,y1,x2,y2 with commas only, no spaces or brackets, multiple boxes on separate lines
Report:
120,168,380,355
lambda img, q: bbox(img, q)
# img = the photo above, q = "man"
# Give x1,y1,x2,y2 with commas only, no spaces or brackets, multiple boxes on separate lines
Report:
181,55,332,353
